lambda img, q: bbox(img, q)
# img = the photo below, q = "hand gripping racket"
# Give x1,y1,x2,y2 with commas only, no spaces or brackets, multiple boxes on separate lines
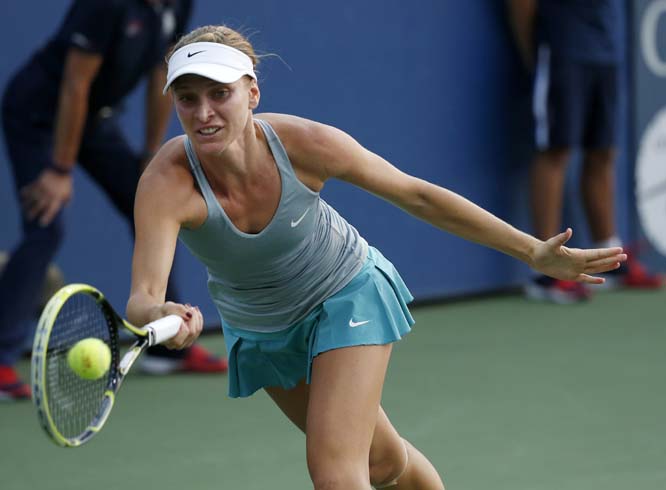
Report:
31,284,182,447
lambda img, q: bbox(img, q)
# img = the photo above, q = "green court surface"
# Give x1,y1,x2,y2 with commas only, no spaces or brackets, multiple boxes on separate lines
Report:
2,288,665,490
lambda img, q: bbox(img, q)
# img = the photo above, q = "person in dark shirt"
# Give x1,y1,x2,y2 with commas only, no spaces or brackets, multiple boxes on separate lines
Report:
507,0,662,304
0,0,227,401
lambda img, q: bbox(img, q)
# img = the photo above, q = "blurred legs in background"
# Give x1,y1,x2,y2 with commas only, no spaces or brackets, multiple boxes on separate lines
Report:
507,2,663,305
523,55,661,304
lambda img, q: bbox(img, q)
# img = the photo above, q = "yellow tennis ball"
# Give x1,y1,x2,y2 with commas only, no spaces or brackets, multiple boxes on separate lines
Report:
67,338,111,380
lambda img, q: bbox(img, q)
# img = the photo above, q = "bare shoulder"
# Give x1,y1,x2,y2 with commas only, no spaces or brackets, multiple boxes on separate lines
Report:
140,136,190,191
137,136,204,226
254,113,361,184
255,112,345,151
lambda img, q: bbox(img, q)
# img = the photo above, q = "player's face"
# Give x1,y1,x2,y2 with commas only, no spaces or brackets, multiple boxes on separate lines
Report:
172,75,259,154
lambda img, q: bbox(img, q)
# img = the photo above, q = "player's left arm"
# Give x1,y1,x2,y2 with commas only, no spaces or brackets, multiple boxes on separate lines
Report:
288,119,625,283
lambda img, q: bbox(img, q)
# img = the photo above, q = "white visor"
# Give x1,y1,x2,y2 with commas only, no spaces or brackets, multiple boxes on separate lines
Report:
163,42,257,94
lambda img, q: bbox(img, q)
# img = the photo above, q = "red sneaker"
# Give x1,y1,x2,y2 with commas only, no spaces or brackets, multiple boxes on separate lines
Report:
0,365,31,401
138,344,228,375
524,276,592,304
603,254,663,289
182,344,229,374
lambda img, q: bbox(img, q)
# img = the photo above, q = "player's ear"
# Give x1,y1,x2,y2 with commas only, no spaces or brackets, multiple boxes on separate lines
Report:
248,78,260,110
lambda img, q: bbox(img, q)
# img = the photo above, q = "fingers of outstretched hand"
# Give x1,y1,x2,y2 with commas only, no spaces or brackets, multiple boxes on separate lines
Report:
576,273,605,285
583,255,623,274
584,247,625,261
164,304,203,349
562,249,625,281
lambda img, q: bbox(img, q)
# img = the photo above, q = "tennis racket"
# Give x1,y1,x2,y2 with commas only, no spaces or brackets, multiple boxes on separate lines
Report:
31,283,182,447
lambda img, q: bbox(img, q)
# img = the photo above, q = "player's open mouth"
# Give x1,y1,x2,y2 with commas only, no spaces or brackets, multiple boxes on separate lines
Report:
198,127,221,136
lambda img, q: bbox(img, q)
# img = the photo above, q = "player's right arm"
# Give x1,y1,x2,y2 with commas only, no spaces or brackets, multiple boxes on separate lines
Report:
126,139,204,348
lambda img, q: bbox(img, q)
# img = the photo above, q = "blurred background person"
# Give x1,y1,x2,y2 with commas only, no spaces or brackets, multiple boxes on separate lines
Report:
0,0,227,401
507,0,662,304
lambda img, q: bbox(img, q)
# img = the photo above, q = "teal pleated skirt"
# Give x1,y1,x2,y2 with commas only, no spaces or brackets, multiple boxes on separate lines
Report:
221,246,414,398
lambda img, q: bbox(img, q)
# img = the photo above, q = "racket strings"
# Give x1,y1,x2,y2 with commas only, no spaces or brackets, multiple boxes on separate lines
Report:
44,293,117,440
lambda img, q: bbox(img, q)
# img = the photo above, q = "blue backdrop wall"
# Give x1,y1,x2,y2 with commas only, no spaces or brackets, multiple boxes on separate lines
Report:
0,1,634,325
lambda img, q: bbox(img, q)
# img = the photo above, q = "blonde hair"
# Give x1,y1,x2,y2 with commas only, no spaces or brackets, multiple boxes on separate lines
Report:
168,25,259,69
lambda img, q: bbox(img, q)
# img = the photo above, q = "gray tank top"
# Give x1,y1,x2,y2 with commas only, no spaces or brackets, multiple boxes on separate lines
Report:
178,118,368,332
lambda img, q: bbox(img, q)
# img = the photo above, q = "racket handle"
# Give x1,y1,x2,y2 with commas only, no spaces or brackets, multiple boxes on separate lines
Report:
143,315,182,345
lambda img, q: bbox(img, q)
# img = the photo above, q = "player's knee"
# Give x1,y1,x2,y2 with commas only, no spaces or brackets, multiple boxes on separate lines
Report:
310,474,365,490
307,449,368,490
369,439,409,489
308,465,368,490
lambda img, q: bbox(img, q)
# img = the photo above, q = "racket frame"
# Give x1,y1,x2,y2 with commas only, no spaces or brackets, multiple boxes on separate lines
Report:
31,284,179,447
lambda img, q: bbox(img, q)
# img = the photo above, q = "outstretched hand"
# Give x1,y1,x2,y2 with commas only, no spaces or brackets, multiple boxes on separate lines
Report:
532,228,627,284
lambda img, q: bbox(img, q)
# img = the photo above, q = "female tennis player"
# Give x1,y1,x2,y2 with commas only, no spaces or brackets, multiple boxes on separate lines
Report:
126,25,626,490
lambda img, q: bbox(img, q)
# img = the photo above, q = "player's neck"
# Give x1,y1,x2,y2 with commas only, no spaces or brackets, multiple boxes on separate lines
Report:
199,123,274,192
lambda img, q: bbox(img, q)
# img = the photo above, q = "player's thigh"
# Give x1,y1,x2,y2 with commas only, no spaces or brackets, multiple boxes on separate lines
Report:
266,368,406,483
265,378,309,432
306,344,393,464
369,406,407,478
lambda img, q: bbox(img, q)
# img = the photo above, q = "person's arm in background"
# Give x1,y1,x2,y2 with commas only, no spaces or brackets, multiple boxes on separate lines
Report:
20,0,119,226
506,0,537,70
51,50,103,172
141,64,173,171
139,0,195,171
20,49,102,226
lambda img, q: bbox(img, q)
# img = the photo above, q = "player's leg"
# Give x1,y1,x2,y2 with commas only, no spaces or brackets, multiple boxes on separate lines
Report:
307,344,443,489
307,345,388,489
369,407,444,489
267,344,444,489
269,344,387,489
268,381,444,489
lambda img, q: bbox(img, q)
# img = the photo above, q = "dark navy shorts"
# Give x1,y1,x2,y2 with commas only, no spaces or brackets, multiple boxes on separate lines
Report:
532,45,618,151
